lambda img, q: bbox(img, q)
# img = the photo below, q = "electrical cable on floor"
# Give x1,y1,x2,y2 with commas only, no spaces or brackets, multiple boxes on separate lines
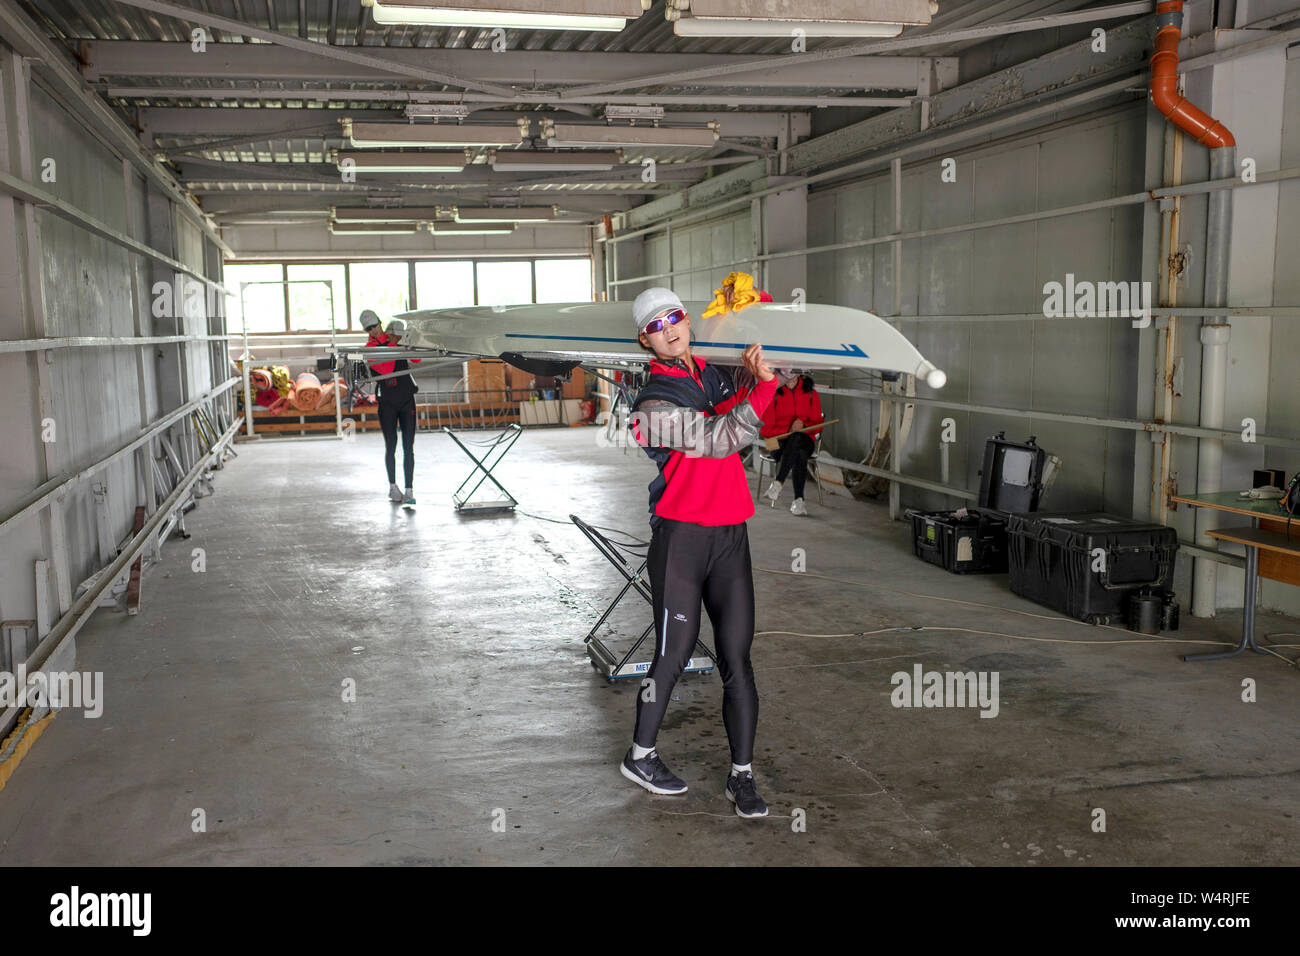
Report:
515,509,650,550
754,567,1300,668
525,516,1296,668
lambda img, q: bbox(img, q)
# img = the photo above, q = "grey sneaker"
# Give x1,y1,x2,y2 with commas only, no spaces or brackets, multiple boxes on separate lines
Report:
388,483,404,502
764,480,782,504
790,498,807,516
621,748,688,795
725,771,769,818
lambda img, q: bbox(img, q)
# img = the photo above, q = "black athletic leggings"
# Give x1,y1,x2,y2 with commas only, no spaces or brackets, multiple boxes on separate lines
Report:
633,519,758,765
379,397,416,488
775,432,815,499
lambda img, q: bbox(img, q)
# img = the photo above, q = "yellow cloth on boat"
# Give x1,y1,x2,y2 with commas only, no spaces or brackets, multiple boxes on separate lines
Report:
702,271,764,318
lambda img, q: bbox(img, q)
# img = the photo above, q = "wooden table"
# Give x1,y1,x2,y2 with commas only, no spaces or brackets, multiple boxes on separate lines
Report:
1173,491,1300,661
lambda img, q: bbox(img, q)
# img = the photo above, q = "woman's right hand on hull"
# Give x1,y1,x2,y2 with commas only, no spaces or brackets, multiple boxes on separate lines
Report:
742,344,775,383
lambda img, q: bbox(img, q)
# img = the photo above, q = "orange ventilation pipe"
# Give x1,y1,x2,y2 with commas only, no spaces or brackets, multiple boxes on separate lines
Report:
1150,1,1235,148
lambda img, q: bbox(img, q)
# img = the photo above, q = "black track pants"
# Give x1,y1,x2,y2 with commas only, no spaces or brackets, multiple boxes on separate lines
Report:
775,433,814,499
379,398,416,488
633,519,759,765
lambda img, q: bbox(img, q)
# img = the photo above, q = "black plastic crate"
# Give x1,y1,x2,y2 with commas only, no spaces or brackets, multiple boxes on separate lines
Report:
1006,512,1178,625
908,508,1009,574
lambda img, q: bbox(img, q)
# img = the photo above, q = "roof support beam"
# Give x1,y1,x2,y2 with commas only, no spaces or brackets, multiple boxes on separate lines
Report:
137,107,812,141
99,0,519,97
82,40,955,91
565,1,1153,97
173,157,706,188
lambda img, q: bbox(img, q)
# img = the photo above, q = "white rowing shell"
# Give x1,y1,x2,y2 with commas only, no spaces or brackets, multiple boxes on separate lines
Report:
398,301,946,388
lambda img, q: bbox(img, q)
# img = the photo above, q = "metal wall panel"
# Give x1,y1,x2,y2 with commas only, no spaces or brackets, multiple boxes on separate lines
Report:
808,105,1147,516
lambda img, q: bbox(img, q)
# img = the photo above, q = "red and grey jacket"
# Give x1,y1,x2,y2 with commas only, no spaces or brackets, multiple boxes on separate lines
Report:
631,356,777,528
761,375,824,440
366,331,421,402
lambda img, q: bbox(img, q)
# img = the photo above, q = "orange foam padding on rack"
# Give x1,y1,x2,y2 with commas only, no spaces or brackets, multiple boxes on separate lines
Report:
290,372,322,410
315,381,349,410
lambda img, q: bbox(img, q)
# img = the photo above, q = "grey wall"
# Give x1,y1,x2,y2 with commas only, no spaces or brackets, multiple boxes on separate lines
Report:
0,56,227,629
643,213,755,302
807,103,1147,519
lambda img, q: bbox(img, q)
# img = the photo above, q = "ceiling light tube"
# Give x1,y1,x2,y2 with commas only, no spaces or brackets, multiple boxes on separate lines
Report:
671,18,905,37
331,206,443,223
342,117,529,148
429,222,518,236
453,206,557,223
329,221,421,235
490,151,622,172
543,122,718,149
333,150,468,173
366,0,641,31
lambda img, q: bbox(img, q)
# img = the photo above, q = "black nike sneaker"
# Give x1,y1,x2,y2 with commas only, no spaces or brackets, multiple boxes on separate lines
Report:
725,771,769,819
620,748,688,795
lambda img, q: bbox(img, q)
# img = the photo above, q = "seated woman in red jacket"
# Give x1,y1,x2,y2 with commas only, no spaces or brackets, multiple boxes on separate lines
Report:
760,370,824,516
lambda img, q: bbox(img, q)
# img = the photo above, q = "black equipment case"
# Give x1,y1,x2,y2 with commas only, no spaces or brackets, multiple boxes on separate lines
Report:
1005,512,1179,624
908,509,1009,574
905,433,1048,575
978,432,1048,513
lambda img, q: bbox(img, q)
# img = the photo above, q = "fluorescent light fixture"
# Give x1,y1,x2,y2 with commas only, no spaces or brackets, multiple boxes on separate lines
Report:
671,18,904,37
342,117,529,148
603,105,664,122
329,221,420,235
365,0,643,31
490,150,621,172
665,0,929,37
542,121,719,149
331,206,444,223
405,103,472,121
429,222,518,236
333,150,468,173
453,206,557,223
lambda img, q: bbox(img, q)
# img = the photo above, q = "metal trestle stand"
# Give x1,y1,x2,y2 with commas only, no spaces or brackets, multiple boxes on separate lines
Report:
444,424,521,512
571,514,716,681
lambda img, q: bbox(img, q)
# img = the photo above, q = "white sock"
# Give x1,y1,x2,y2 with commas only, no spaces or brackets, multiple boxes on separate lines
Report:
731,763,752,776
632,743,655,760
405,487,413,495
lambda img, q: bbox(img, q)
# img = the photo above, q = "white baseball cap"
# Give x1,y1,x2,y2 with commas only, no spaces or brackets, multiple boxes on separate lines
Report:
633,287,685,334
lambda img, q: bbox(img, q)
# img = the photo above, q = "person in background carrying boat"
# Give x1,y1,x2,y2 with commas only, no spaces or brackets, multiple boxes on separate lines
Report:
619,286,777,820
761,369,825,516
361,310,421,508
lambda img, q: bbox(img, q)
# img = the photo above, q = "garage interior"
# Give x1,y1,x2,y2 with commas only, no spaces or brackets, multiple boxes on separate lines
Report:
0,0,1297,867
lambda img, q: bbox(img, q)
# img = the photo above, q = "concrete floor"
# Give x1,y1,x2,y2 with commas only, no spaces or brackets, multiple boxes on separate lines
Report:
1,426,1297,866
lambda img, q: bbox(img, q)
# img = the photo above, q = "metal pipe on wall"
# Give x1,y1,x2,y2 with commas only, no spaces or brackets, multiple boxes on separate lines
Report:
1149,0,1237,618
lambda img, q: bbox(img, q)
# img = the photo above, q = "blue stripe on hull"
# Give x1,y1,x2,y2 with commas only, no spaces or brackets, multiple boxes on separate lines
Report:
502,332,868,359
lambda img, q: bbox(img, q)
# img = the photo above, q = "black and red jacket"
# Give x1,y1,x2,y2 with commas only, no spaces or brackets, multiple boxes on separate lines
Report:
631,356,777,528
367,330,421,403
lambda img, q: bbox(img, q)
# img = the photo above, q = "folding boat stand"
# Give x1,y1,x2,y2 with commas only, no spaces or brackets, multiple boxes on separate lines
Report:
571,514,716,682
444,424,521,512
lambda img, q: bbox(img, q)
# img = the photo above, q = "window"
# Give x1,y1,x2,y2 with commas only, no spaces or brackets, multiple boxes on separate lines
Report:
475,261,533,307
287,264,348,331
348,261,410,327
226,263,286,334
535,258,593,304
224,257,596,331
415,261,475,309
